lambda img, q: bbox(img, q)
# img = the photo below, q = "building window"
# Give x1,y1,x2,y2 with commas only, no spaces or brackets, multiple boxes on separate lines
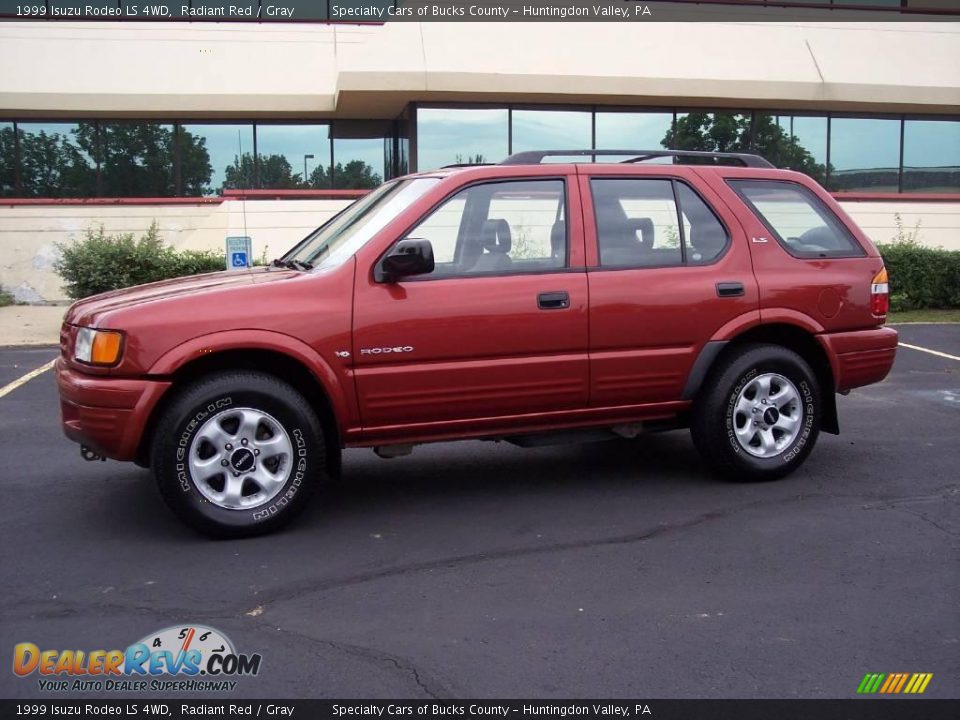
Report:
511,109,592,156
16,122,96,198
0,122,14,197
255,123,331,189
329,121,390,189
595,111,674,158
666,111,751,154
754,113,828,185
98,122,176,197
828,117,901,192
179,123,253,196
903,119,960,193
416,107,508,170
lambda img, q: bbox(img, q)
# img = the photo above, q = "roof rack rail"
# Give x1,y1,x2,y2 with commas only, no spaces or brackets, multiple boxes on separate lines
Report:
440,162,496,169
499,149,775,169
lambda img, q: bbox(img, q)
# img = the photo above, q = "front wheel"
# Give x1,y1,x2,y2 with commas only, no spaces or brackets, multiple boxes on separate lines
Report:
151,371,324,538
691,344,821,482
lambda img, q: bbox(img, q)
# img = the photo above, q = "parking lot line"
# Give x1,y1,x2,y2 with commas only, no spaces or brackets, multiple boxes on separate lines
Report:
0,358,56,400
898,342,960,363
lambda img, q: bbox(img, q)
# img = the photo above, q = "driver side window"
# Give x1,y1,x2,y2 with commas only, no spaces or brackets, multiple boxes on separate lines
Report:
402,179,567,278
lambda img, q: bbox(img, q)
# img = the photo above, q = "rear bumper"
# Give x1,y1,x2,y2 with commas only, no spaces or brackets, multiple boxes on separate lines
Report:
56,358,170,461
817,326,898,393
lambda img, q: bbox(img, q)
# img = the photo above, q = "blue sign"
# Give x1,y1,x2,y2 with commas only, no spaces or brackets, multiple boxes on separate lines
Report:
225,236,252,271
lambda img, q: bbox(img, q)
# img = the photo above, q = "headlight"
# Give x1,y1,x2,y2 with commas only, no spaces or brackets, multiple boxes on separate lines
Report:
75,327,124,366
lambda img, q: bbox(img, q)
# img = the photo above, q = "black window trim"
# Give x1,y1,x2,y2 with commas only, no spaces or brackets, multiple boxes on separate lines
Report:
587,175,732,271
375,176,574,283
727,178,867,260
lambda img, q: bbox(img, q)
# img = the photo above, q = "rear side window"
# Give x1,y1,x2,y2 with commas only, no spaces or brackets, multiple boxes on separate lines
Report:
591,178,728,269
729,180,865,259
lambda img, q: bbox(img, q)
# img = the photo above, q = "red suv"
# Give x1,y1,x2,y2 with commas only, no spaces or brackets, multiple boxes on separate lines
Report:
56,150,897,537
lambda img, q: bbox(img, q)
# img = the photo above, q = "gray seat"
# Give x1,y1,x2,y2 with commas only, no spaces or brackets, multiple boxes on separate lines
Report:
471,219,513,272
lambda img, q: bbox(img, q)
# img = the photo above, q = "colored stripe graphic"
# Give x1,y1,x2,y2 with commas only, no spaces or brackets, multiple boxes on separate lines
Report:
857,672,933,694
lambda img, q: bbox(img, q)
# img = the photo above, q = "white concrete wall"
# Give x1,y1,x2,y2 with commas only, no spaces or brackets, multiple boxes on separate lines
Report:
1,199,955,304
1,20,958,116
0,200,351,303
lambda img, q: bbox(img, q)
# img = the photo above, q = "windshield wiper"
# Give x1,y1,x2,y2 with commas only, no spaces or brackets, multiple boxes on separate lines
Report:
270,258,313,271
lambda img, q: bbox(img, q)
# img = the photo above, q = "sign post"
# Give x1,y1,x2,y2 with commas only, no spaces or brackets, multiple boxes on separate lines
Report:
225,236,253,270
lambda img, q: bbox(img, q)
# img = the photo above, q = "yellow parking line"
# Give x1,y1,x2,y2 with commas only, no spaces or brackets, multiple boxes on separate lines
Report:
899,342,960,362
0,359,57,400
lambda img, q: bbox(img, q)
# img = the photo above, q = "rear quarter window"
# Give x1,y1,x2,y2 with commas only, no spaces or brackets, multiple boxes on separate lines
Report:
729,180,865,259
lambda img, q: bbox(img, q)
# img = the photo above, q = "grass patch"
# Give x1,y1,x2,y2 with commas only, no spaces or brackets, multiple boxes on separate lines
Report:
888,308,960,324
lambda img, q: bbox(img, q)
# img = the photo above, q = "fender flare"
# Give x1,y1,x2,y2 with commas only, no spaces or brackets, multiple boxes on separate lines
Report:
147,329,351,433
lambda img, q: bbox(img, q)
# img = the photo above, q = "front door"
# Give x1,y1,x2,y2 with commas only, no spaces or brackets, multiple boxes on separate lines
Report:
352,176,590,438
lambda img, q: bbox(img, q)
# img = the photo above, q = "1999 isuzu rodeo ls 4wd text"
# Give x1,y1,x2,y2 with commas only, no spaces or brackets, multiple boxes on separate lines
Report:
56,150,898,537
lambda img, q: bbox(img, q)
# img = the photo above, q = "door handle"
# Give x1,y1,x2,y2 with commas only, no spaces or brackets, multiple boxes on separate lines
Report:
716,282,745,298
538,291,570,310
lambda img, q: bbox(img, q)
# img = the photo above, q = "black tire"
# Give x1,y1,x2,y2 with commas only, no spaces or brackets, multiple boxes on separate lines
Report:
151,371,325,538
691,343,820,482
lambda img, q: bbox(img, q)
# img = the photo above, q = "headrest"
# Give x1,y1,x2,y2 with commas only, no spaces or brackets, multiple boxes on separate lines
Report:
481,219,512,254
624,218,654,249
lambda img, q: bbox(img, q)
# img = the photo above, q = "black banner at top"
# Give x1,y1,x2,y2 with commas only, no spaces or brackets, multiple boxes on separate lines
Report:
1,0,959,22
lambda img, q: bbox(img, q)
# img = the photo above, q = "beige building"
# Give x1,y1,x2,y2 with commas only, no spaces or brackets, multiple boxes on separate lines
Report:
1,9,959,302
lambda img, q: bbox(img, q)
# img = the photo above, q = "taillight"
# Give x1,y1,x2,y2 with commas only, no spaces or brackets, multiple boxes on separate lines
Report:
871,267,889,318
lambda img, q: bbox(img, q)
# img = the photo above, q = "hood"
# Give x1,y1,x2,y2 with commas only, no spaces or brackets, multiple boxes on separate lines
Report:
65,267,299,327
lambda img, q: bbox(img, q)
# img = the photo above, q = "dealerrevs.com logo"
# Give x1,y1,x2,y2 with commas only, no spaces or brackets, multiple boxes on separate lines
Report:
13,625,262,693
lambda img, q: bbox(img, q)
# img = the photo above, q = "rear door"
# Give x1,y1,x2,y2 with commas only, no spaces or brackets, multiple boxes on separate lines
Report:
351,173,590,436
582,166,759,407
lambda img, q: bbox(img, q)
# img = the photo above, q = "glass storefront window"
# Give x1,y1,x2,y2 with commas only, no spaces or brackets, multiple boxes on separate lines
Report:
331,121,390,189
511,109,592,156
0,122,14,196
903,119,960,193
98,122,176,197
595,112,674,160
16,123,96,198
828,118,901,192
417,108,508,170
256,124,331,189
179,123,253,196
753,113,828,184
667,112,751,154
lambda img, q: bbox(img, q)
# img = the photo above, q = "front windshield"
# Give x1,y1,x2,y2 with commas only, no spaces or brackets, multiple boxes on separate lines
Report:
283,178,441,269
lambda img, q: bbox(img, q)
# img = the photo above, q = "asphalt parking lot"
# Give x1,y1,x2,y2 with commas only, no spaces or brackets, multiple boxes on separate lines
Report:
1,326,957,700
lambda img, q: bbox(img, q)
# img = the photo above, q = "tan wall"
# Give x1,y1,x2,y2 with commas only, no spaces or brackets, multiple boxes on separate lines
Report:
0,200,352,303
1,20,958,117
1,199,955,304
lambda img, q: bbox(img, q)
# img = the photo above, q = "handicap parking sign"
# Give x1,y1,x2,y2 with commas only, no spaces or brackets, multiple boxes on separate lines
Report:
225,236,252,270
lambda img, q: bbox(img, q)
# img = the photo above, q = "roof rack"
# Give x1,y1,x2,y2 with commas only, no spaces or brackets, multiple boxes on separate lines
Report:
499,149,774,169
440,162,496,169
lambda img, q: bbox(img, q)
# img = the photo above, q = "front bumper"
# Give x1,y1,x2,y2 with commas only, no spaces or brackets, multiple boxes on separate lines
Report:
56,358,170,461
817,326,898,393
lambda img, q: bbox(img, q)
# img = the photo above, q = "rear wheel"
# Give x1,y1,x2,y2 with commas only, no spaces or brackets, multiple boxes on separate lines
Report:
691,344,820,482
151,371,324,538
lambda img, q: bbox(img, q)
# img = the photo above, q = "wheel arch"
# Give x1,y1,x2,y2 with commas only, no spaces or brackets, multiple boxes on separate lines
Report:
686,322,839,435
137,338,345,471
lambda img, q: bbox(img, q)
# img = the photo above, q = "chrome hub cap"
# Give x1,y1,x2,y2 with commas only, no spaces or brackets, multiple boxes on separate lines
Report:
733,373,803,458
188,407,293,509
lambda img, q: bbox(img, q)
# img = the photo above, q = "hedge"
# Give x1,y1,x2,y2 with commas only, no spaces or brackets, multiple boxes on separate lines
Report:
55,223,228,300
878,242,960,312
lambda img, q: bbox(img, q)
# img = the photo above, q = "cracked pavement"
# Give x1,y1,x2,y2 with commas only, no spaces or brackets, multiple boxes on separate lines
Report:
1,326,958,699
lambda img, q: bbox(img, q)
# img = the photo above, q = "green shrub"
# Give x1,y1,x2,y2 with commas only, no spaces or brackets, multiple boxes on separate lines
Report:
0,289,14,307
878,242,960,312
55,223,226,300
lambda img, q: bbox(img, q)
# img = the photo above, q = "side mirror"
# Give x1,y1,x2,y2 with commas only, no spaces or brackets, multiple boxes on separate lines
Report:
377,238,435,282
